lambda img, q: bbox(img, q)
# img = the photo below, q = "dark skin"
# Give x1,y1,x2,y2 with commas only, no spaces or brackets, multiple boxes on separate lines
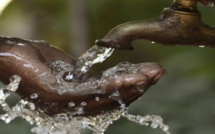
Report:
1,0,212,117
0,0,212,118
0,36,165,116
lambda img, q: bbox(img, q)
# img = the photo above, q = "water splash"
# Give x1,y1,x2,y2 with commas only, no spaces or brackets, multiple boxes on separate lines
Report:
207,2,214,7
74,45,114,78
122,112,170,134
0,46,171,134
0,76,170,134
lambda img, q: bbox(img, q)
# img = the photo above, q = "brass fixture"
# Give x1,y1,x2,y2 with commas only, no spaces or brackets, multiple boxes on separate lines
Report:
96,0,215,50
174,0,197,7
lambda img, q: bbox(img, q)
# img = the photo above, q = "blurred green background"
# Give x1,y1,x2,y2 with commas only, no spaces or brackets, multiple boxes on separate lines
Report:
0,0,215,134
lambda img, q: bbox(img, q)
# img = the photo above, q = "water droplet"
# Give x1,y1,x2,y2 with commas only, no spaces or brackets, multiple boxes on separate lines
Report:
9,75,21,83
207,2,214,7
5,75,21,92
30,93,38,99
123,114,170,133
137,86,145,93
162,125,169,132
54,113,69,122
95,97,100,101
74,107,84,115
109,91,120,100
151,116,163,128
48,60,74,78
6,40,16,45
68,102,75,107
1,114,13,124
81,102,87,106
198,45,205,48
26,102,36,110
17,43,25,46
64,72,74,81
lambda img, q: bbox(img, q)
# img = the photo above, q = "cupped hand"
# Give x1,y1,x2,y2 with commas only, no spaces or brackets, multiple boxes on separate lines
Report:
0,36,165,116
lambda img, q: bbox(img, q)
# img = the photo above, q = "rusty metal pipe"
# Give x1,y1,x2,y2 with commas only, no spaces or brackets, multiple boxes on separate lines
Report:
96,0,215,50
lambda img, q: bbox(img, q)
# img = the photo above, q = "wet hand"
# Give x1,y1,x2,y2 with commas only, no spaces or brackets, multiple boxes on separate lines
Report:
0,36,165,116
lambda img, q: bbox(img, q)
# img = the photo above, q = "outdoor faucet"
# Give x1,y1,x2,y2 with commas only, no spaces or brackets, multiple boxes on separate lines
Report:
96,0,215,50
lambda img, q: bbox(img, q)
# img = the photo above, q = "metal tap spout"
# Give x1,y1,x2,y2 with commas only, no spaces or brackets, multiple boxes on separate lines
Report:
96,0,215,50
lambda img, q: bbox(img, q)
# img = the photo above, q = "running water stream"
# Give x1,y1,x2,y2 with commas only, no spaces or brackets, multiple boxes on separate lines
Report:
0,45,170,134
